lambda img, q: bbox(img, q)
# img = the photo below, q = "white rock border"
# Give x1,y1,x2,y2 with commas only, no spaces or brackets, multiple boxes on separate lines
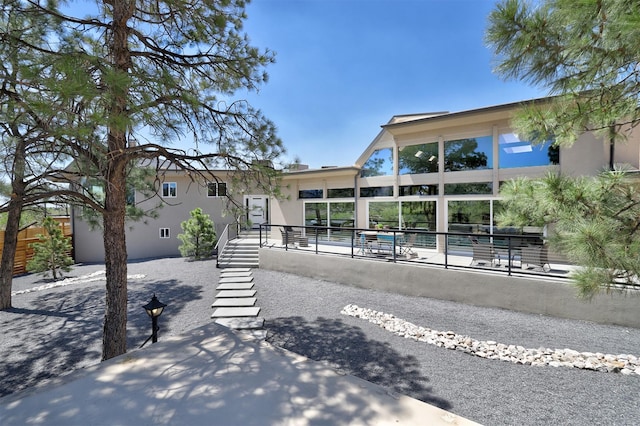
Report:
341,304,640,376
12,270,146,296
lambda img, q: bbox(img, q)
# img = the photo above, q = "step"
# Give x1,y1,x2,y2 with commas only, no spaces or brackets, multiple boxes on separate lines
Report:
216,282,254,290
215,317,266,331
220,271,253,277
217,263,259,269
212,297,256,307
215,289,256,298
219,276,253,284
220,268,252,273
211,307,261,318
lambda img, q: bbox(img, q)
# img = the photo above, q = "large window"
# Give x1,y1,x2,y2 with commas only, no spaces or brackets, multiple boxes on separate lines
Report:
368,201,398,228
399,142,439,175
401,201,436,231
360,148,393,177
447,200,490,233
444,135,492,171
305,201,354,241
499,133,559,168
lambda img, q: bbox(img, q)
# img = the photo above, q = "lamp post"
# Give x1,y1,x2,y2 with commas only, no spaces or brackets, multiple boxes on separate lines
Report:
141,294,167,347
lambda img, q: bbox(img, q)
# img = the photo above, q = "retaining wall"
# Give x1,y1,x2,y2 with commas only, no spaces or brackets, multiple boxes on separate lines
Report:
259,248,640,329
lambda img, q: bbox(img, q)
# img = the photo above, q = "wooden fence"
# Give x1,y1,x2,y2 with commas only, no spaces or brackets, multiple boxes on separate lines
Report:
0,217,73,276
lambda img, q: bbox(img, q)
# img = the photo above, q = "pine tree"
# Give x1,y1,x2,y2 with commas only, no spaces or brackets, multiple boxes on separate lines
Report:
26,217,73,280
178,208,217,260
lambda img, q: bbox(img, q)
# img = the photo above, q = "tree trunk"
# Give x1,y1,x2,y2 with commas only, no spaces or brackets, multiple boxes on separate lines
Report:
0,200,23,310
0,133,27,310
101,0,133,361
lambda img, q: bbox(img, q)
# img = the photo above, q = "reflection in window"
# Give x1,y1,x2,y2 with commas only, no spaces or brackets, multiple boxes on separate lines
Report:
401,201,436,230
299,189,323,199
444,136,492,171
360,186,393,197
360,148,393,177
448,200,490,233
305,202,327,226
329,202,355,227
369,202,398,228
327,188,355,198
444,182,492,195
499,133,559,168
399,185,438,196
399,142,439,175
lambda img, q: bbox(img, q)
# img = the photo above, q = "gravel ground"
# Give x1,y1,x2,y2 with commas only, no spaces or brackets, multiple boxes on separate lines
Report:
1,257,640,425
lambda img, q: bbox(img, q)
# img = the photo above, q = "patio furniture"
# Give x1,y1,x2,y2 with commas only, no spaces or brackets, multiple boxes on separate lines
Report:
280,227,301,246
521,244,550,272
400,233,418,258
470,238,498,267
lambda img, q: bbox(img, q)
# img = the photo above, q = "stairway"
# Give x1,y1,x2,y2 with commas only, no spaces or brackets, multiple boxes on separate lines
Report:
216,234,260,269
211,268,265,339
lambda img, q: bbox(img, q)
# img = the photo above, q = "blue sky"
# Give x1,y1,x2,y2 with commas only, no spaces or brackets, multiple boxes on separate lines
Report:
235,0,548,168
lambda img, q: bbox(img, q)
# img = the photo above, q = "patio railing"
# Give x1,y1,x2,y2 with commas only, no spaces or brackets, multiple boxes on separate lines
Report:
258,223,575,279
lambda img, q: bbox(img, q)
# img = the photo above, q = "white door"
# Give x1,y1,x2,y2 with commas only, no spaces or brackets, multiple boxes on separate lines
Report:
245,195,268,228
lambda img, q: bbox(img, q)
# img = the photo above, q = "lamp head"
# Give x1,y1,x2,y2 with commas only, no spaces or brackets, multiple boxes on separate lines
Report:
143,294,167,318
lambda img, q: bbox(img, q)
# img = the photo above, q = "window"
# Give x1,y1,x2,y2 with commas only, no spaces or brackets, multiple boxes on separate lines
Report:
444,136,492,171
360,148,393,177
498,133,559,168
444,182,493,195
162,182,177,198
299,189,323,199
159,228,170,239
327,188,355,198
399,184,438,196
359,186,393,197
207,182,227,197
399,142,439,175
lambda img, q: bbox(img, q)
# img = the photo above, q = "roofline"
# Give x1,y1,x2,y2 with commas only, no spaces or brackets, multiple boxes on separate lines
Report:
381,96,553,131
282,165,360,178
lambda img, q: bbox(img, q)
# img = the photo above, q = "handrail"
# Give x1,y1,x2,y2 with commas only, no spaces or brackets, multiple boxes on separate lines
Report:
214,221,239,268
260,223,573,279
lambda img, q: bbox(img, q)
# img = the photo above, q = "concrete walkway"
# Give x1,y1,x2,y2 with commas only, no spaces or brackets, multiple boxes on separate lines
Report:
211,268,265,336
0,323,479,425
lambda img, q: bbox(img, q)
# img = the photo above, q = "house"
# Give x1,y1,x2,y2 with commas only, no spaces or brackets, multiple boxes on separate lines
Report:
72,96,640,263
71,166,271,263
269,98,640,239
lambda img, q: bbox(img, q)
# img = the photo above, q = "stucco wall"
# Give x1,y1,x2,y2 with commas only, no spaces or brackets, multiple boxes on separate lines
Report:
259,248,640,329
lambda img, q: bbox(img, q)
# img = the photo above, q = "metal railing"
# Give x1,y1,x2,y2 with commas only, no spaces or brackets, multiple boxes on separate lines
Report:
214,221,239,268
259,223,575,279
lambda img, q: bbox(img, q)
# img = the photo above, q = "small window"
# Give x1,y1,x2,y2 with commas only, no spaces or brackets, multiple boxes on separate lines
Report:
159,228,170,239
359,186,393,197
299,189,323,199
162,182,177,198
207,182,227,197
327,188,354,198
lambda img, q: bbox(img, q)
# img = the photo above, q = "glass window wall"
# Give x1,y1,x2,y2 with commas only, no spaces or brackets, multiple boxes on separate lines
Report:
299,189,323,199
360,186,393,197
444,136,492,171
361,148,393,177
399,142,439,175
499,133,559,168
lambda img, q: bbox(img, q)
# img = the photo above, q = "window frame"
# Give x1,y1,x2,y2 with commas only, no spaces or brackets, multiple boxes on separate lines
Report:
159,228,170,239
207,182,227,197
162,182,177,198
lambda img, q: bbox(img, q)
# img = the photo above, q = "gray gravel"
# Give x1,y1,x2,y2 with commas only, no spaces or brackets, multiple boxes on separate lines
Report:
1,257,640,425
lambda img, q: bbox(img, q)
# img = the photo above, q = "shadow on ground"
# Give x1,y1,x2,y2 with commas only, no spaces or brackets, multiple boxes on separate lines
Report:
264,316,451,410
0,278,202,398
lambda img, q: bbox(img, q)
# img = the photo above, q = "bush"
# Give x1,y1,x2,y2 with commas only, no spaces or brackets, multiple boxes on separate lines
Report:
26,217,74,280
177,208,217,260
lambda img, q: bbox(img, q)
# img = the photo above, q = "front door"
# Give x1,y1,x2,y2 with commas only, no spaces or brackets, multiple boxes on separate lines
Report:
245,195,268,228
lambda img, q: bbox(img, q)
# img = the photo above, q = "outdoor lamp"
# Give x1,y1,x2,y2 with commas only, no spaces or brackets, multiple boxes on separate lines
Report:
141,294,167,346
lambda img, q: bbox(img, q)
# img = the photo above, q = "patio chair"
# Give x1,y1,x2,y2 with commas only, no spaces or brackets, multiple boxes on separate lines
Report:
521,244,550,272
280,227,301,246
400,233,418,258
470,238,498,267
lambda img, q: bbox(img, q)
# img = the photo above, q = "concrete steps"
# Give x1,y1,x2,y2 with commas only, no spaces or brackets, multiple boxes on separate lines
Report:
212,268,265,337
217,238,260,268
